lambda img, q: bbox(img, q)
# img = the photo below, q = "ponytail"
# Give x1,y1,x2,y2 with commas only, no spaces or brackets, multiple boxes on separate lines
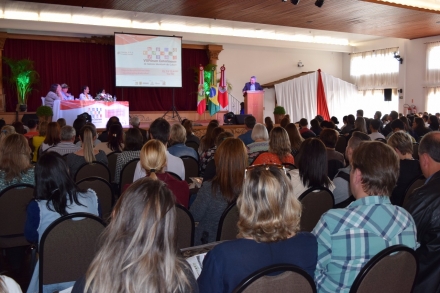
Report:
149,169,158,180
140,140,167,179
80,126,97,163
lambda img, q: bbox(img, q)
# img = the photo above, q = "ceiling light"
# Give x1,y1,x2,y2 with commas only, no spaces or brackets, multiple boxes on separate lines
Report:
315,0,325,7
373,0,440,12
291,0,300,4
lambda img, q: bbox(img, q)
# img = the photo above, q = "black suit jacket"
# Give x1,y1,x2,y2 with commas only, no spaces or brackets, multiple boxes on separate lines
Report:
242,82,263,92
404,171,440,293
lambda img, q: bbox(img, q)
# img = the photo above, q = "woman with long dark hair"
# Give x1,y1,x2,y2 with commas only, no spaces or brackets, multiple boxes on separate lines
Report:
288,138,335,198
96,123,124,154
25,152,100,293
412,117,432,140
198,120,219,155
428,115,439,131
285,123,304,157
114,128,143,184
252,127,294,165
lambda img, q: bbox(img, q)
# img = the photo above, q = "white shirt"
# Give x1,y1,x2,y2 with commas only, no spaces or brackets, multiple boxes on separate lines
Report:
1,275,22,293
133,151,185,182
79,93,93,101
369,132,385,140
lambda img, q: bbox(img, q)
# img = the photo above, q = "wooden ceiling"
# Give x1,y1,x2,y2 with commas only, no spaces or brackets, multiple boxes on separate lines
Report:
17,0,440,39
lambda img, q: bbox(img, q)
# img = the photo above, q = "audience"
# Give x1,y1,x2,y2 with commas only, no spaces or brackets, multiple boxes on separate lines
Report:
199,127,225,176
353,116,367,134
98,116,120,142
72,117,87,144
0,275,22,293
114,128,143,184
320,128,345,166
428,115,439,131
133,118,185,181
65,125,108,177
341,114,355,134
387,131,422,206
313,141,418,293
252,127,294,165
57,118,66,128
199,120,219,155
0,134,34,192
0,125,16,149
237,115,256,146
330,116,340,132
247,123,269,164
12,121,26,135
299,118,316,138
264,116,274,134
190,138,247,245
289,138,335,198
96,123,124,154
280,116,290,128
285,123,304,157
373,111,383,132
198,164,317,292
129,116,148,143
368,119,385,140
47,126,80,156
168,123,198,161
25,152,100,293
30,122,47,162
183,119,200,145
24,119,38,139
412,117,431,140
202,132,234,182
404,132,440,293
41,122,61,152
383,110,398,137
389,119,416,142
310,118,322,136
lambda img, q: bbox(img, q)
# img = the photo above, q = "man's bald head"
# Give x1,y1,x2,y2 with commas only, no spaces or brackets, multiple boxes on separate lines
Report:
419,131,440,162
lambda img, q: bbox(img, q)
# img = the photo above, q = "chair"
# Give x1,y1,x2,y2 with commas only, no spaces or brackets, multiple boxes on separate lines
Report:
216,202,239,241
166,171,183,181
74,161,111,183
349,245,418,293
375,138,387,143
77,177,115,222
175,204,195,249
0,184,35,249
412,143,419,160
232,264,316,293
107,151,121,183
180,156,199,183
327,159,344,179
39,213,106,293
298,187,334,232
402,175,426,207
335,135,347,155
119,158,140,194
185,141,199,153
41,97,45,106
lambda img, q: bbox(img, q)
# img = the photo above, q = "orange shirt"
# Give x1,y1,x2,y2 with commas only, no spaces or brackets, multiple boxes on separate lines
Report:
252,152,294,165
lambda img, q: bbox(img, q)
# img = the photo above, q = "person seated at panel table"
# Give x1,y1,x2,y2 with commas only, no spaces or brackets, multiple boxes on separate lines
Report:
60,83,73,100
78,85,94,101
95,88,113,101
242,75,263,95
44,83,62,109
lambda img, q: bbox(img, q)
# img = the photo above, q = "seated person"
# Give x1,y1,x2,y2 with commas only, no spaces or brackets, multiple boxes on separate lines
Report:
202,132,234,182
247,123,269,165
24,119,38,139
199,127,224,176
60,83,73,100
97,116,119,142
198,164,317,292
44,83,62,109
368,119,386,140
313,141,418,293
168,124,198,161
298,118,316,139
95,123,124,154
252,127,294,165
114,128,143,184
237,116,256,146
47,126,81,156
79,85,93,101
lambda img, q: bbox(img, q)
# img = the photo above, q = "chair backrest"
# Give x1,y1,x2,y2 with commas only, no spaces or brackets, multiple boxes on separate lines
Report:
77,177,115,222
298,187,334,232
175,204,195,249
402,175,425,207
41,97,45,106
216,202,239,241
412,143,419,160
106,151,121,183
0,184,35,248
39,213,106,291
166,171,183,181
119,158,140,194
335,135,347,155
180,156,199,183
185,141,199,153
74,161,111,183
233,264,316,293
349,245,418,293
327,159,345,180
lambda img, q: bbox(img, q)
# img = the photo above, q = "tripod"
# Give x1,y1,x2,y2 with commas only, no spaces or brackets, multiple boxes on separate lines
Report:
162,88,182,122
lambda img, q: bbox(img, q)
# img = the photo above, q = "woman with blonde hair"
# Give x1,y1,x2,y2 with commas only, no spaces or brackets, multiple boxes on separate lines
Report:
71,178,197,293
0,134,34,192
190,138,248,245
252,126,294,165
247,123,270,164
66,125,108,178
198,165,317,292
138,139,189,207
285,123,304,157
0,125,16,152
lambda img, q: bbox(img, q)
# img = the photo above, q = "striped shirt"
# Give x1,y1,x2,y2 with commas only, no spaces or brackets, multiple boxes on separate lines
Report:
312,196,419,293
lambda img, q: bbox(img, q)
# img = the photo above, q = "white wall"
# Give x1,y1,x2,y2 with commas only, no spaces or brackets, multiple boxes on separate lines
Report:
218,43,344,120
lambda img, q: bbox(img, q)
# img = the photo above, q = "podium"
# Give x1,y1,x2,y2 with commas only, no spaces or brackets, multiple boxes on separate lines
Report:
244,90,264,123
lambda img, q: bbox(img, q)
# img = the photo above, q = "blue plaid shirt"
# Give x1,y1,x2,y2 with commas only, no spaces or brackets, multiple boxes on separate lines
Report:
312,196,419,293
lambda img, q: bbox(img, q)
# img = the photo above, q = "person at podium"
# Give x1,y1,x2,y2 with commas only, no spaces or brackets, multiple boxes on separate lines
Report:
242,76,263,95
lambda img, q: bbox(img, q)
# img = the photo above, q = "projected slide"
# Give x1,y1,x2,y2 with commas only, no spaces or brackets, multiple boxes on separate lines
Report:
115,33,182,87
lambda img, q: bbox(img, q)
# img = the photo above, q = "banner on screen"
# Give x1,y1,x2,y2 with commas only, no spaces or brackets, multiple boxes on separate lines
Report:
115,33,182,88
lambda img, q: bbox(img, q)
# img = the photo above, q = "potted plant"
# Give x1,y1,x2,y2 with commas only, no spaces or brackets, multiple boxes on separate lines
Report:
36,105,53,123
3,57,39,112
273,106,286,124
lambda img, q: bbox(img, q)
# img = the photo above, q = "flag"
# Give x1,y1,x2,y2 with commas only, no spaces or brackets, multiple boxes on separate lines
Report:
208,67,220,116
197,64,206,115
218,65,228,108
317,69,330,121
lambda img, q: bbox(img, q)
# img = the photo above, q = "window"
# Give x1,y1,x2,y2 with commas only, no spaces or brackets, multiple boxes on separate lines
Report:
426,42,440,84
426,87,440,113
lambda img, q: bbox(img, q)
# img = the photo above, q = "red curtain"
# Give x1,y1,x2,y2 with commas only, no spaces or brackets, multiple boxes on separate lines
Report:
2,38,208,112
316,69,330,121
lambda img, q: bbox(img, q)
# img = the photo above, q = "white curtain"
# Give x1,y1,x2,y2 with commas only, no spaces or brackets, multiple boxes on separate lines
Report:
357,89,398,118
350,47,399,90
426,42,440,84
426,87,440,113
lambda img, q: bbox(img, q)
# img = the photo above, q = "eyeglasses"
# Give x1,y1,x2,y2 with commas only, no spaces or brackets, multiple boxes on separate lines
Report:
245,164,287,178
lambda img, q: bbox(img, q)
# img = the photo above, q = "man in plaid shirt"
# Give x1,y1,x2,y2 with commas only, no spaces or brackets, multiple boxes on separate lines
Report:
312,141,419,293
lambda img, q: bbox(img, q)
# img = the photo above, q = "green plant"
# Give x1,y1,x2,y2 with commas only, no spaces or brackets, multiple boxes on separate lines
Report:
273,106,286,115
36,105,53,117
3,57,39,105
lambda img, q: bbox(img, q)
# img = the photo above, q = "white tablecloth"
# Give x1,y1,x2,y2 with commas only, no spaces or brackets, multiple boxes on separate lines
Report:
52,100,130,128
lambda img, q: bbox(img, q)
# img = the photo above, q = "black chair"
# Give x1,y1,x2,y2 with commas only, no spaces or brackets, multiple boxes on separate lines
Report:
166,171,183,181
402,175,426,208
119,158,140,194
74,161,111,183
327,159,344,180
216,202,239,241
107,151,121,183
39,213,106,293
185,141,199,153
77,177,115,222
412,143,419,160
349,245,418,293
335,135,347,155
232,264,316,293
298,187,334,232
180,156,200,183
175,204,195,249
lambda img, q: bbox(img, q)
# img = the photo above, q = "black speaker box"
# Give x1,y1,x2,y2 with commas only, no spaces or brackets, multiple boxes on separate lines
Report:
384,89,392,101
21,114,39,125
